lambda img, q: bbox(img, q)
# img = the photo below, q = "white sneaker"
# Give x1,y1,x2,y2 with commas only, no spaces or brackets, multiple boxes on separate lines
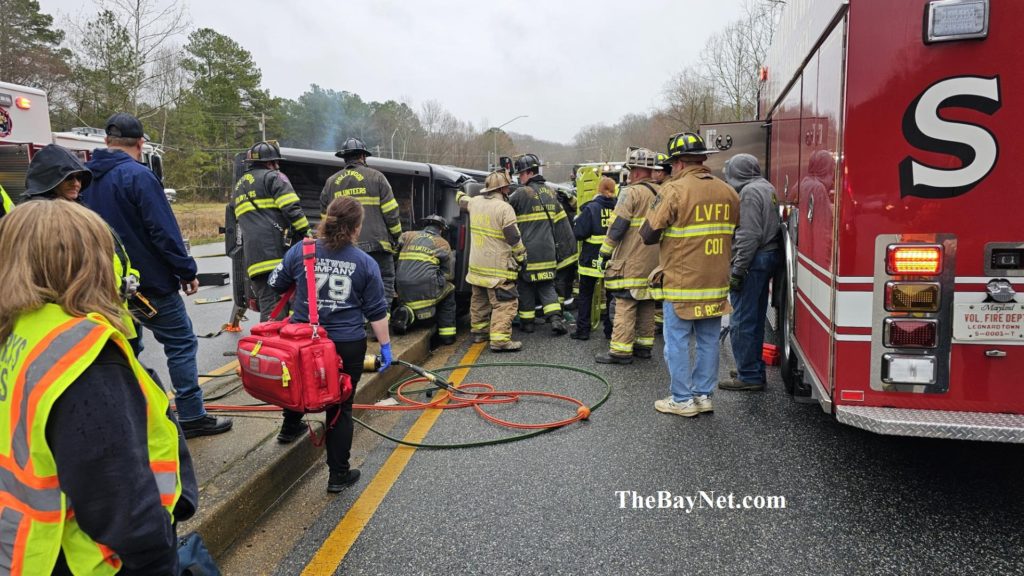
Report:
654,396,699,417
694,395,714,413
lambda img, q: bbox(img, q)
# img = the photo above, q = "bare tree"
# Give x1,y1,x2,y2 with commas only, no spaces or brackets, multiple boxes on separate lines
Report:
699,0,781,122
663,67,720,131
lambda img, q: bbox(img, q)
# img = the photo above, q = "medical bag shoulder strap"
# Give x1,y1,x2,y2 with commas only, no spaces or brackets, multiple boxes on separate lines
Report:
301,239,320,328
266,239,318,323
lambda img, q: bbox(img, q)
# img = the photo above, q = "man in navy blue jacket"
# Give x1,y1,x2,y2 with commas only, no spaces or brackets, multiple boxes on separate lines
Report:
84,113,232,438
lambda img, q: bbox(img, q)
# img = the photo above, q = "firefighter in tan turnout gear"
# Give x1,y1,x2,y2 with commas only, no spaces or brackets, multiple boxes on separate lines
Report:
593,148,661,364
231,141,311,321
508,153,574,336
391,215,457,346
457,171,527,352
641,132,739,418
321,137,403,301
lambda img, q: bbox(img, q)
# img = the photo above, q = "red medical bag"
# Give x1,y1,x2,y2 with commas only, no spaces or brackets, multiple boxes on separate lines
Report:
237,240,352,412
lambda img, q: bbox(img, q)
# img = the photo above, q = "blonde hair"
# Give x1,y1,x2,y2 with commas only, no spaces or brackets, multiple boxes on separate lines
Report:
0,200,126,342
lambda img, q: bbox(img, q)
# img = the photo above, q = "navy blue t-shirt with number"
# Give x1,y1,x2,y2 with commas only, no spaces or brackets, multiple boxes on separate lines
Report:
268,240,389,342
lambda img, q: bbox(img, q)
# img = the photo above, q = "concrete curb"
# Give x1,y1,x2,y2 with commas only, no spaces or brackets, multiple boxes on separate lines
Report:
185,329,434,559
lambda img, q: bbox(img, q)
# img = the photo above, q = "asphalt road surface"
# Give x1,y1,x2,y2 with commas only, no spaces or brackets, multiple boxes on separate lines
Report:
219,317,1024,576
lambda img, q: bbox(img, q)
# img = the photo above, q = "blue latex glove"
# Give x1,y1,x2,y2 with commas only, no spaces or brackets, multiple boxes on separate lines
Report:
379,342,393,372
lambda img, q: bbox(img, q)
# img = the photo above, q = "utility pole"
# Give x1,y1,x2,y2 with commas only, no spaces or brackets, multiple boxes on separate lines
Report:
260,112,266,141
489,115,528,171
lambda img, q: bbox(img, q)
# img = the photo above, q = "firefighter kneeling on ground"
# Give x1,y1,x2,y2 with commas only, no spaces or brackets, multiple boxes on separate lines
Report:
457,170,527,352
391,214,458,346
594,147,662,364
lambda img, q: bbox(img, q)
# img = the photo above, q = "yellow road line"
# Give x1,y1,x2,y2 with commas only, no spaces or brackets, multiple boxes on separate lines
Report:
200,359,239,385
302,342,486,576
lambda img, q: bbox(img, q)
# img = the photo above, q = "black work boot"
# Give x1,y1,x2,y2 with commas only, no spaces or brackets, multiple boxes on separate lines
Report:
327,469,361,493
550,315,568,336
520,321,535,334
277,419,307,444
181,415,233,439
594,351,633,365
633,347,653,359
570,331,590,341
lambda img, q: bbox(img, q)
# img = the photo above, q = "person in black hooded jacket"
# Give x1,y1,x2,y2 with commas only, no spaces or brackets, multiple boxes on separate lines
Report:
22,144,93,202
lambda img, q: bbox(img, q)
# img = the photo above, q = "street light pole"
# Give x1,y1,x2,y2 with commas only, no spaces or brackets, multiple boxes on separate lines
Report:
490,115,528,170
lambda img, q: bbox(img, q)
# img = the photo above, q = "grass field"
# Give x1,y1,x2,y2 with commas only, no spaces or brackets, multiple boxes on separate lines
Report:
172,202,226,246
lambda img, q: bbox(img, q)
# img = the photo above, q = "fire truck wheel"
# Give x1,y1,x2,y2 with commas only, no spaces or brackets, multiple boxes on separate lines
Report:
777,274,808,397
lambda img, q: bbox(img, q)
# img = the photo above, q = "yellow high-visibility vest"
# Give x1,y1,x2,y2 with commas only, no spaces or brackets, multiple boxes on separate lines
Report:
0,304,181,575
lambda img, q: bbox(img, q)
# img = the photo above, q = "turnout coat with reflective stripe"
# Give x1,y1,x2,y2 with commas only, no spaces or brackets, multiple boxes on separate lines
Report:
0,304,182,575
231,167,310,278
320,162,402,253
0,184,12,218
601,180,660,295
396,229,454,319
508,177,576,281
646,165,740,320
463,191,526,288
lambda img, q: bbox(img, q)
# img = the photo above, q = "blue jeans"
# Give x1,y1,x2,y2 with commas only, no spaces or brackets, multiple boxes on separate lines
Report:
663,302,722,402
130,292,207,421
729,250,780,384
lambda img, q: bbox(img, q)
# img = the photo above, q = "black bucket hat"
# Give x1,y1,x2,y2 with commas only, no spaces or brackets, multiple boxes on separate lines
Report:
24,144,93,198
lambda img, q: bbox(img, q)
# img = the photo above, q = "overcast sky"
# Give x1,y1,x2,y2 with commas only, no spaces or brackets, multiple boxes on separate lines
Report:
39,0,747,143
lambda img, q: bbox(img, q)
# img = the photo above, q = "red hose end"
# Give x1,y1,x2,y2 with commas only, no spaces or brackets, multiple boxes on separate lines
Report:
577,406,590,420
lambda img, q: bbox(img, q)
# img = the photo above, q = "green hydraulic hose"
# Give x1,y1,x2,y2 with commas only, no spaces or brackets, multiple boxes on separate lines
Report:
352,361,613,450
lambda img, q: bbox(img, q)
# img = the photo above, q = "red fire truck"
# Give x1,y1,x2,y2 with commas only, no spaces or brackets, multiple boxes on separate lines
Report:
706,0,1023,442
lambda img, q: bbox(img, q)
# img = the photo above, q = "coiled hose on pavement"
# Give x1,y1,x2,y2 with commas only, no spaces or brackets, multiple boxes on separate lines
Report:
199,359,612,449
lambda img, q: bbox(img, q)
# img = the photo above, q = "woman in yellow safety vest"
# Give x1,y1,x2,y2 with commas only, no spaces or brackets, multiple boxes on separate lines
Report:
0,200,197,575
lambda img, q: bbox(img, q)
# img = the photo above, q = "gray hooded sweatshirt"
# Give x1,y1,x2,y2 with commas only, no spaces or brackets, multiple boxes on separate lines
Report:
724,153,781,277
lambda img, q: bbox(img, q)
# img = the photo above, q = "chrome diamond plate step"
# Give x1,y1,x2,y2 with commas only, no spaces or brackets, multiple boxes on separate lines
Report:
836,405,1024,443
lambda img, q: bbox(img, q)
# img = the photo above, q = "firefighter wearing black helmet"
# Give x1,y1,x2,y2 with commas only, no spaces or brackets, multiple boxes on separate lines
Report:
321,137,402,302
230,140,310,320
508,153,576,336
391,215,457,345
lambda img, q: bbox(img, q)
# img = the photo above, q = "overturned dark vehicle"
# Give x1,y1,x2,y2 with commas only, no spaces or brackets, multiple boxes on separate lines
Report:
224,147,488,318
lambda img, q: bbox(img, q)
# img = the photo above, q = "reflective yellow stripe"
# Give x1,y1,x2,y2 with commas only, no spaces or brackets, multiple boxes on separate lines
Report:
388,223,403,235
275,192,300,208
636,337,655,347
490,332,512,342
381,198,399,213
526,261,556,271
650,286,730,300
472,321,490,330
248,259,282,277
234,204,255,218
542,303,561,315
557,254,578,269
629,217,645,227
585,236,606,244
405,297,441,310
610,341,633,353
469,265,516,280
438,327,456,336
472,227,505,240
664,223,736,238
605,278,650,290
519,310,536,320
292,216,310,230
578,266,604,278
399,253,439,265
338,194,379,206
516,212,557,223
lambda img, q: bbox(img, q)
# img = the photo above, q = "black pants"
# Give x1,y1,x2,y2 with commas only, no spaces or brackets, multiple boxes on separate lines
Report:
283,338,367,473
251,273,284,322
371,251,397,302
517,278,560,322
555,267,575,303
575,275,612,337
